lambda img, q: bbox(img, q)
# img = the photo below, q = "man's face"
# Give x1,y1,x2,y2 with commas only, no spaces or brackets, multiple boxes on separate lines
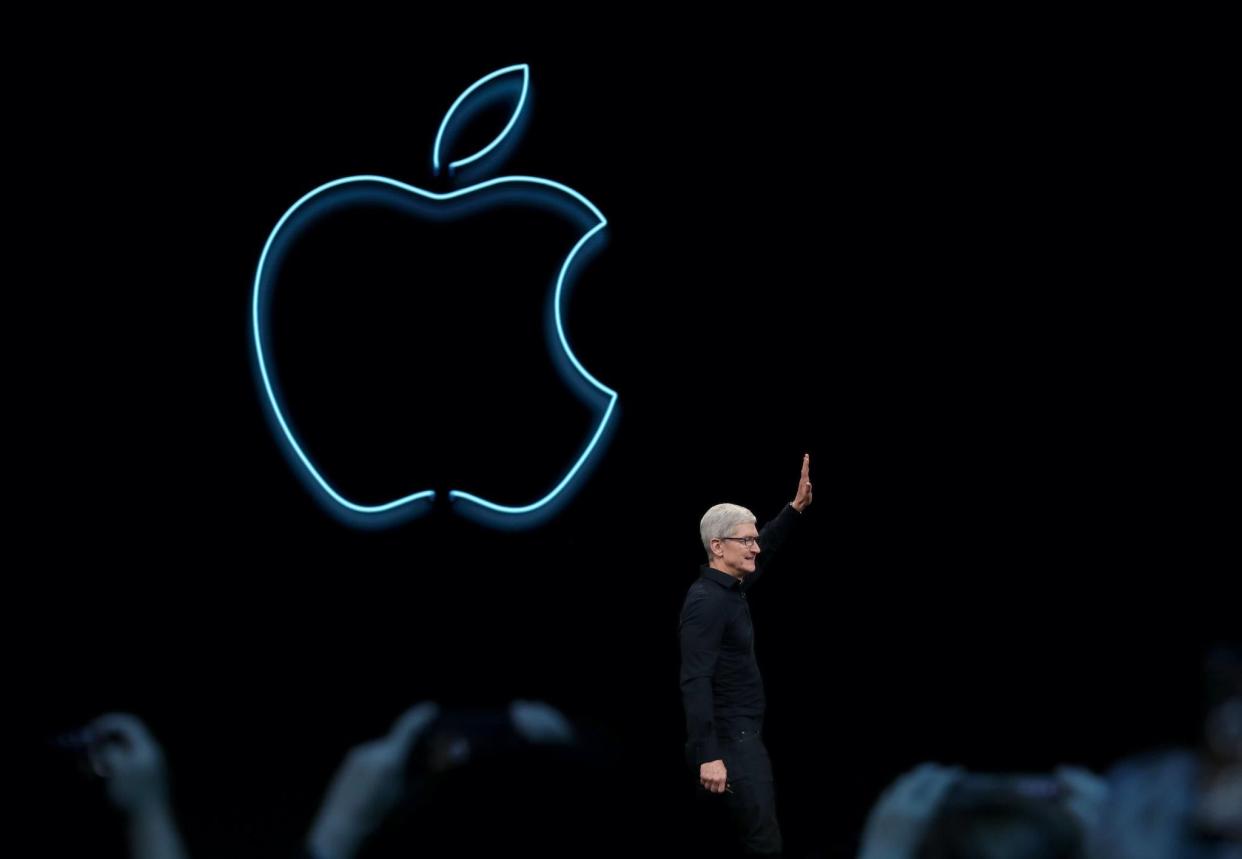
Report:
714,523,761,577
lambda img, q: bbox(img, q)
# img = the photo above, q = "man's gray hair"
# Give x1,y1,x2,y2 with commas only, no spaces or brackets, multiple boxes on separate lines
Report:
699,503,756,559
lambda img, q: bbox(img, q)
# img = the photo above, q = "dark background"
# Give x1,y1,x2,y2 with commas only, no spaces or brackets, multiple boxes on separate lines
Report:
21,33,1232,857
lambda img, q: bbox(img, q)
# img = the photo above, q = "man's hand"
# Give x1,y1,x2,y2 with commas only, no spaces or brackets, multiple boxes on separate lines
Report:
700,759,728,794
791,453,812,513
859,763,961,859
1054,765,1109,840
308,702,440,859
86,713,172,816
85,713,190,859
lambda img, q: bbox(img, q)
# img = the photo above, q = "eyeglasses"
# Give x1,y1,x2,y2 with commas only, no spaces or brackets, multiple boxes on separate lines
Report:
718,536,759,548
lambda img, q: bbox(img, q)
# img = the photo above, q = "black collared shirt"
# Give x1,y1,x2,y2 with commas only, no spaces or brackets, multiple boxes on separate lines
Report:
679,503,801,766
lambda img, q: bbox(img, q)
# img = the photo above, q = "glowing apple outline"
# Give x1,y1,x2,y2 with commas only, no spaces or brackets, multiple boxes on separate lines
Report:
252,63,616,527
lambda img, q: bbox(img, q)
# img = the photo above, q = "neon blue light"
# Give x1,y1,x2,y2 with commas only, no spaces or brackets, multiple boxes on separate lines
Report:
432,64,530,176
254,63,614,526
252,176,614,522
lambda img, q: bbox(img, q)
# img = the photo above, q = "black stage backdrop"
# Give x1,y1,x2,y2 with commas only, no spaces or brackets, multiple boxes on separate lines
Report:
20,33,1231,857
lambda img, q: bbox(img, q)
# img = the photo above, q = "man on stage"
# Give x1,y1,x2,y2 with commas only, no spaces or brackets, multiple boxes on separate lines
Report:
680,453,813,855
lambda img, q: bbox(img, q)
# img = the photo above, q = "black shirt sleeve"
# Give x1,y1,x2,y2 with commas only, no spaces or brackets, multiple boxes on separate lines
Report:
742,503,802,592
679,586,725,766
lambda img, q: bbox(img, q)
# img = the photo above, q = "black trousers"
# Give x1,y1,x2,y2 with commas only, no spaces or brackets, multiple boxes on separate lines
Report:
695,723,783,856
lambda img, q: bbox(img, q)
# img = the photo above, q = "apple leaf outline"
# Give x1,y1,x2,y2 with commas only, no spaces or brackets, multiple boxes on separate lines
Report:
433,63,530,177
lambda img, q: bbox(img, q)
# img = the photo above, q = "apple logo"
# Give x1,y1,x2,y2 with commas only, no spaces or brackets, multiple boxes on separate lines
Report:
251,64,616,529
